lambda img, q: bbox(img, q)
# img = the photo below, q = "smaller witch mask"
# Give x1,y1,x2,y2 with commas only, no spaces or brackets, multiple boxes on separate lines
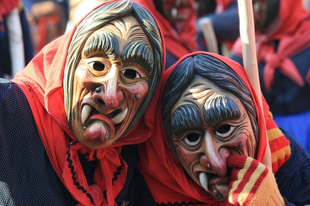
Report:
162,53,259,200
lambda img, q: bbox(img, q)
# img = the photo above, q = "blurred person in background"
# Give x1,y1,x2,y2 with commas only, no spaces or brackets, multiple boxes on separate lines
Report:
65,0,109,32
133,0,204,69
23,0,68,54
230,0,310,154
0,0,33,78
195,0,239,56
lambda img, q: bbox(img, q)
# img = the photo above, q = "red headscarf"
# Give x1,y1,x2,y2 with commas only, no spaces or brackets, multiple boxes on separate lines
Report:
0,0,19,16
132,0,199,59
215,0,236,13
232,0,310,91
0,0,19,26
138,51,290,204
11,1,165,205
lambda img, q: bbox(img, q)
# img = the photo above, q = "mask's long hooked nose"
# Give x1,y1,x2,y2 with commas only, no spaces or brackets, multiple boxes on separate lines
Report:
93,65,124,109
200,131,230,176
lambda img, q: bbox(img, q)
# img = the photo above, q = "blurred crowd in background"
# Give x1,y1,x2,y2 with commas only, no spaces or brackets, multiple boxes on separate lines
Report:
1,0,310,76
1,0,310,152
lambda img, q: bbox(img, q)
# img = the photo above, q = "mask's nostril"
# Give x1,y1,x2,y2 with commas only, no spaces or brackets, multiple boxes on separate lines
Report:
97,99,105,106
95,87,102,93
93,86,105,106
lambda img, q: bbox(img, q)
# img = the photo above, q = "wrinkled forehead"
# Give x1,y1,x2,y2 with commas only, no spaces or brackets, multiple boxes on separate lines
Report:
173,75,239,108
94,16,151,49
170,74,243,123
82,15,154,73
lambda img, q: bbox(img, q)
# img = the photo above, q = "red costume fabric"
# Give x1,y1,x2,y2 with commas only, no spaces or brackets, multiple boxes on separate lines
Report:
215,0,235,12
11,1,165,205
0,0,19,16
132,0,199,59
231,0,310,91
137,51,290,204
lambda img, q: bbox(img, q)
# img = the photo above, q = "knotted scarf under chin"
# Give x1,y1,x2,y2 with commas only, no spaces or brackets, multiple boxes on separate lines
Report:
63,141,127,206
14,81,128,206
13,82,129,206
256,30,310,91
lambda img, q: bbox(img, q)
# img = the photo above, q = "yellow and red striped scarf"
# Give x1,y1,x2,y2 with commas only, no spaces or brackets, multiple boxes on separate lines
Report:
267,112,291,173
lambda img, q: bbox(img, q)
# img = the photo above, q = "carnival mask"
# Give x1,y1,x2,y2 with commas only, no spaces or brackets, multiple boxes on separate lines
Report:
162,54,259,200
70,16,154,149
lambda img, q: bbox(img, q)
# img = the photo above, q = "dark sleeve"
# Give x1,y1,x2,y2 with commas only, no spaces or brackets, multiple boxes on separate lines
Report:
275,129,310,205
198,2,239,41
0,16,12,77
116,144,156,206
20,8,34,64
0,79,75,205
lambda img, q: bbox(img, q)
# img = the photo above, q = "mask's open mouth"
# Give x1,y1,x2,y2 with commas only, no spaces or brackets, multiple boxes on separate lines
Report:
198,167,233,200
109,108,128,125
81,104,128,128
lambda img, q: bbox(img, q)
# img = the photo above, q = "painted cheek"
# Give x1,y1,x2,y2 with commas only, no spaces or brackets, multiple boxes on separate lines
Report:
73,65,93,95
75,61,92,80
234,133,248,144
128,81,149,100
72,67,87,109
123,82,149,121
176,145,197,165
231,133,249,155
76,66,87,80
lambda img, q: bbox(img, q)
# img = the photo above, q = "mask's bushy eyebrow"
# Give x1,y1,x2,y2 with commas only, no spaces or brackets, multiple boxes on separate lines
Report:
83,31,119,59
203,96,240,126
171,104,203,137
122,39,153,73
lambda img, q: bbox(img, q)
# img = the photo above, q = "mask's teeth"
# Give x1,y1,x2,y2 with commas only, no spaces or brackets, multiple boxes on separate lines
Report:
199,172,209,192
111,108,128,125
81,104,92,124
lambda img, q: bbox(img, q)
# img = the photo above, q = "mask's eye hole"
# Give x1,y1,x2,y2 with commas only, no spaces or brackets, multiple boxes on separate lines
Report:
88,61,109,76
216,124,236,138
184,133,201,147
121,69,141,80
92,62,105,71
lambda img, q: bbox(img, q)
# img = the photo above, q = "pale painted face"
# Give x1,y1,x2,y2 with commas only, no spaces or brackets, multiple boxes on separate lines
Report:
161,0,195,26
70,16,153,150
253,0,269,30
170,75,257,200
